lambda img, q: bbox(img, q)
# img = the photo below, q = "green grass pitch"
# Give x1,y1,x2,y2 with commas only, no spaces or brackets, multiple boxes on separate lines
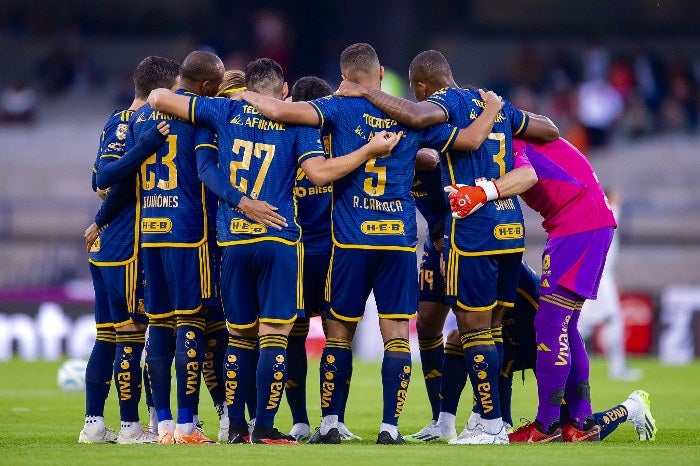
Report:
1,357,699,465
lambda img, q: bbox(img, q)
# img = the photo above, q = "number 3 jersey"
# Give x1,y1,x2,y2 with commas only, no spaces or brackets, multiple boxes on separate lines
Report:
129,90,209,247
427,87,529,255
309,95,458,251
189,96,325,245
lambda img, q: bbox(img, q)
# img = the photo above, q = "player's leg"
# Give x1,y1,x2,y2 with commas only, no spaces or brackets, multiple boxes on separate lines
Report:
560,228,614,441
142,248,177,443
373,249,419,445
447,252,507,445
80,263,117,443
203,304,229,442
435,329,467,440
309,246,369,444
250,241,304,444
159,245,212,444
109,260,156,443
219,243,258,444
591,390,656,441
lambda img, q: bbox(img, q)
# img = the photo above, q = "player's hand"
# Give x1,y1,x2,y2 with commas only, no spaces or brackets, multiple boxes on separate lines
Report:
444,183,487,218
227,89,246,101
238,197,288,230
335,80,369,98
366,130,403,159
84,223,100,251
478,89,503,111
96,187,110,201
156,121,170,136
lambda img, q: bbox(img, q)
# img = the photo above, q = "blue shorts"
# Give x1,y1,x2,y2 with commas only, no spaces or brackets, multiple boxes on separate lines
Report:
419,237,446,304
142,243,211,318
220,241,303,329
303,250,331,317
326,246,418,321
445,250,523,312
203,237,224,322
89,258,147,328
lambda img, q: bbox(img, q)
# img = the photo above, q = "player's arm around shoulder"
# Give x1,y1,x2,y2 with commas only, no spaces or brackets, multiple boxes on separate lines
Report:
233,90,319,126
519,111,559,143
148,88,191,121
335,80,446,129
452,89,503,151
301,130,403,186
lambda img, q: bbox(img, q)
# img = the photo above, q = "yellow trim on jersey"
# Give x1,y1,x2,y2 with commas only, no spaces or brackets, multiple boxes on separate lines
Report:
260,315,298,325
514,113,527,136
189,96,197,124
516,287,539,310
328,307,363,322
227,319,259,330
220,87,247,94
298,150,325,164
307,100,324,128
88,180,141,266
427,98,450,120
99,154,122,159
125,259,138,314
146,310,176,319
454,300,497,312
377,312,417,320
496,300,515,308
174,304,204,315
296,243,304,310
439,127,459,154
195,143,218,151
217,236,299,247
93,168,97,173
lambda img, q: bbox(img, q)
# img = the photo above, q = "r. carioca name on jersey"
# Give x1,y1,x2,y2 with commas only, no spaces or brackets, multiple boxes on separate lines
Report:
353,196,404,212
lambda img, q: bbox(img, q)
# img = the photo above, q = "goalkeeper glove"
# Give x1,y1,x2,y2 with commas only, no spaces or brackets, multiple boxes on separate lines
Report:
443,180,499,218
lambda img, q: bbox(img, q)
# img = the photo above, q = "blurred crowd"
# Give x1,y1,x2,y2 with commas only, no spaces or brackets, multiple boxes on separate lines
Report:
501,41,699,153
2,5,699,155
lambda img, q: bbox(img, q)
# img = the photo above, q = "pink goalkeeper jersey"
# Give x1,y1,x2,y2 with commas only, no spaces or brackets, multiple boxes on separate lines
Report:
513,138,617,237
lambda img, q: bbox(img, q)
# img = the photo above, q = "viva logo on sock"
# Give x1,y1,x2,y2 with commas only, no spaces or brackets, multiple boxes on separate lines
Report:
266,354,286,410
394,365,411,418
225,354,239,406
555,315,570,366
321,354,337,409
473,354,493,415
117,346,133,401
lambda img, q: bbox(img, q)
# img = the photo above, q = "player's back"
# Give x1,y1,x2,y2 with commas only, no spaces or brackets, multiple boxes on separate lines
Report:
192,96,324,245
427,87,528,254
89,109,139,265
412,167,448,236
309,95,456,250
131,90,208,247
515,138,617,237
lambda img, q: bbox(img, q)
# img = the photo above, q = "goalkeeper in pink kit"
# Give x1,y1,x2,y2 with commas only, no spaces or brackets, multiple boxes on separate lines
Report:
448,137,617,442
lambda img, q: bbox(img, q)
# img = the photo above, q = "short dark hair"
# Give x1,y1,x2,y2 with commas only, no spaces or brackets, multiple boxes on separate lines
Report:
180,50,224,84
339,43,380,81
244,58,284,96
133,56,180,99
291,76,332,102
409,50,453,87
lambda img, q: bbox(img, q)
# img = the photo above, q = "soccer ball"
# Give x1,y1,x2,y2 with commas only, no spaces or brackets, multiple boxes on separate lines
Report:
57,359,88,392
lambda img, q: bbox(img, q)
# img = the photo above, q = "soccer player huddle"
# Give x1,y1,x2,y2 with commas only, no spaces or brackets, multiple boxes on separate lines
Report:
81,43,656,446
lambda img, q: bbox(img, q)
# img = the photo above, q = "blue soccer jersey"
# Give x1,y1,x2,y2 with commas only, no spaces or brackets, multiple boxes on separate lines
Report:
427,87,529,255
412,166,448,238
188,96,325,245
130,90,209,247
309,95,458,251
89,109,140,265
294,131,332,255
